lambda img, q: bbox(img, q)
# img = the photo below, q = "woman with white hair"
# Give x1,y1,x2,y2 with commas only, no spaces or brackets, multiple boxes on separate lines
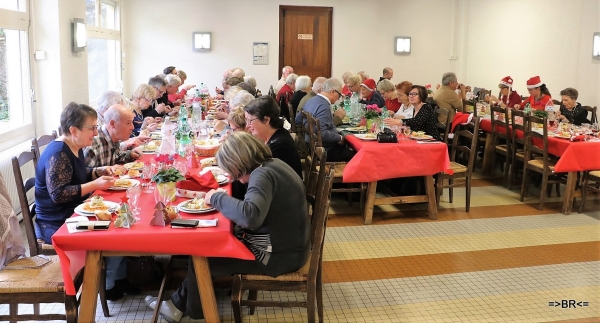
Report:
130,84,158,136
290,75,311,117
276,73,298,120
96,91,123,126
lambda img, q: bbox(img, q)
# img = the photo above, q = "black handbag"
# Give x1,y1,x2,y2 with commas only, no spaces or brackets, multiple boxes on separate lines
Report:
377,128,398,143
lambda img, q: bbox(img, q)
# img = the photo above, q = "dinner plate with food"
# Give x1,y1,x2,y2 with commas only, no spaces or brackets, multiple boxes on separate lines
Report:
177,198,216,214
142,140,161,153
354,133,378,141
201,166,230,185
75,196,119,217
345,126,367,132
120,169,141,179
410,132,434,140
555,132,572,139
108,178,140,190
124,161,144,170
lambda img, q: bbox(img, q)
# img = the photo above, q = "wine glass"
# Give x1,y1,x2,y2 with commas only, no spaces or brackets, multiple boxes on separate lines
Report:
126,186,142,220
141,163,155,193
174,160,188,177
403,126,411,140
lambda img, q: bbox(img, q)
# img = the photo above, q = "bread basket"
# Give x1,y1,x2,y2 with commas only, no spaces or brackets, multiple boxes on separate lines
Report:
194,138,221,157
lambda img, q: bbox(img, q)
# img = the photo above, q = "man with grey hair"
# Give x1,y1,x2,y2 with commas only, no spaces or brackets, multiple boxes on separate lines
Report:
297,76,325,117
144,75,172,118
231,67,245,78
274,65,294,92
276,73,298,120
96,91,123,126
378,67,393,84
433,72,466,123
296,78,354,162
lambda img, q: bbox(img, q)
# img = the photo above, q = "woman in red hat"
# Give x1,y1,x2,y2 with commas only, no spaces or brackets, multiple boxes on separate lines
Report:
514,76,552,111
486,76,521,109
359,78,385,108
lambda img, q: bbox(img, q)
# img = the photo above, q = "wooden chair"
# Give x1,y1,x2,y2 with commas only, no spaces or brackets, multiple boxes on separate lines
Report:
582,105,597,124
578,170,600,212
12,149,110,317
552,99,561,106
305,145,327,210
509,109,528,190
31,131,58,168
519,115,566,210
268,85,276,101
435,107,453,150
489,106,512,187
231,167,335,323
436,117,480,212
288,102,297,134
306,112,366,210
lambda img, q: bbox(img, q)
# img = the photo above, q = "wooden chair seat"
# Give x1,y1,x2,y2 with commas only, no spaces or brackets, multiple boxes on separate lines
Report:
242,254,311,283
495,145,508,152
0,256,64,294
447,161,468,174
527,158,556,171
590,170,600,177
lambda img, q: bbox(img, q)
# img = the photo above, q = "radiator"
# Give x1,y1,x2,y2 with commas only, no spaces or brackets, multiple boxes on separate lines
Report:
0,140,36,219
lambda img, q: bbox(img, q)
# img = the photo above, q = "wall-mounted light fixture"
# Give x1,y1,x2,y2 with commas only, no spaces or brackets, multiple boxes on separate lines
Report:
593,32,600,60
193,32,212,52
395,36,411,55
72,18,87,52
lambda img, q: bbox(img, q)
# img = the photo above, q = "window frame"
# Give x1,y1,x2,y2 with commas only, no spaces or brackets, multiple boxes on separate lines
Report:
0,3,36,152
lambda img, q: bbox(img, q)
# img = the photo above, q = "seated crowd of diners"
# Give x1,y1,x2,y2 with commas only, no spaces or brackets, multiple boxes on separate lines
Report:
15,63,593,322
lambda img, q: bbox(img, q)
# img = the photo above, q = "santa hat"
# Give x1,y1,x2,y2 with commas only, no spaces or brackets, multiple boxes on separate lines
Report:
360,78,376,92
526,76,544,89
498,76,513,88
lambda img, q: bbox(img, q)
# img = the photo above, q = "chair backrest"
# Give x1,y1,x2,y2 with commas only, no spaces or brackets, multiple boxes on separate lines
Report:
582,105,597,124
462,99,475,114
521,95,529,101
490,105,511,146
523,115,549,164
435,108,452,144
307,168,334,283
510,109,528,148
11,149,40,256
552,99,561,106
268,85,276,100
305,146,327,209
287,103,297,133
306,112,323,151
32,131,58,168
450,116,480,174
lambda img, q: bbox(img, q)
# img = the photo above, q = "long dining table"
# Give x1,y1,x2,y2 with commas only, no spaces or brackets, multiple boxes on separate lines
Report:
342,133,451,224
51,156,254,323
479,117,600,214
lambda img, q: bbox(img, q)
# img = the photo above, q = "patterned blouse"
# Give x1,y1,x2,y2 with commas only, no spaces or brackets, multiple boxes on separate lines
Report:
403,103,442,141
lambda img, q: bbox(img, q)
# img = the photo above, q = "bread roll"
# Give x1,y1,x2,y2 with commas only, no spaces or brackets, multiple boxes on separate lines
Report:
95,210,112,221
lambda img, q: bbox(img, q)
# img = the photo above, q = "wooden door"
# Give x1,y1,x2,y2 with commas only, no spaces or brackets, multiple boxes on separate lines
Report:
279,6,332,82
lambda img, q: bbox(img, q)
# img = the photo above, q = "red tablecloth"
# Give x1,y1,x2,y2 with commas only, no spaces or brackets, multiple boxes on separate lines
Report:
343,135,451,182
52,156,254,296
480,118,600,172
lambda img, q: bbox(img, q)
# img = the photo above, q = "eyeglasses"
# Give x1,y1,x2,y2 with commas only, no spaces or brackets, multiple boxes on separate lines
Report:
81,125,99,132
333,89,343,97
408,92,419,97
245,117,259,124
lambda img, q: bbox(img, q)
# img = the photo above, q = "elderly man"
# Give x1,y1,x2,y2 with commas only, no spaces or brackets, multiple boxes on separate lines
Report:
378,67,393,84
143,75,172,118
96,91,146,150
433,72,466,123
276,73,298,120
274,65,294,92
85,104,141,168
296,78,354,162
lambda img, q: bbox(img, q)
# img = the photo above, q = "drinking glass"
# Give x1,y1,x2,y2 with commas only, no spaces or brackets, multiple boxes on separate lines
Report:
581,123,590,134
403,126,411,139
126,186,142,220
174,160,188,177
141,163,155,193
591,123,599,135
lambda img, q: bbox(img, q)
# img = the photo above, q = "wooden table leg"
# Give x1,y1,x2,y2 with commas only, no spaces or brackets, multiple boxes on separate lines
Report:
363,181,377,225
481,133,493,175
79,250,102,323
192,256,220,323
425,175,438,220
562,171,577,215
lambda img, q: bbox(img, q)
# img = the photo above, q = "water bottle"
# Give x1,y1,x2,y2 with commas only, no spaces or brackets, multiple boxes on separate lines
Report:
381,107,389,119
350,92,359,103
200,83,209,96
524,102,532,116
179,104,188,121
343,95,351,113
178,122,192,157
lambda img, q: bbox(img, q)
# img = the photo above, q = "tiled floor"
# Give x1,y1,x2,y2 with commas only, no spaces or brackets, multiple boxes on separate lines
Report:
2,172,599,322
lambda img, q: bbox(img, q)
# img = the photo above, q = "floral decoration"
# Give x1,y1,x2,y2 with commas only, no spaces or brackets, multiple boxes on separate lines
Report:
363,104,382,119
154,154,176,165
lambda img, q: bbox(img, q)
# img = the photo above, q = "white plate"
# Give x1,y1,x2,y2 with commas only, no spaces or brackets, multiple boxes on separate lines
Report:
216,174,229,185
410,135,434,141
74,200,120,216
124,162,144,170
177,200,216,214
345,126,367,133
108,179,140,190
354,133,378,141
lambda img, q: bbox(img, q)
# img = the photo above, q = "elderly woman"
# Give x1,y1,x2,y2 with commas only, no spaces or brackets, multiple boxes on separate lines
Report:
341,71,354,96
359,78,385,108
35,103,139,300
245,96,303,178
166,70,196,103
386,85,441,141
130,84,158,137
276,73,298,120
377,79,400,113
485,76,521,109
145,132,309,322
164,74,183,115
345,73,362,102
556,88,589,125
515,76,552,111
290,75,311,117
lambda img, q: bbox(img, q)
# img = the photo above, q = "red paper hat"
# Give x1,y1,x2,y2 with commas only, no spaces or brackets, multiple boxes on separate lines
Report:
526,76,543,89
360,78,376,91
499,76,513,88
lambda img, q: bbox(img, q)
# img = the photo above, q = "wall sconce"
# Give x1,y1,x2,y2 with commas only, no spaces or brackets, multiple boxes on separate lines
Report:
72,18,87,52
593,32,600,60
395,36,411,55
193,32,212,52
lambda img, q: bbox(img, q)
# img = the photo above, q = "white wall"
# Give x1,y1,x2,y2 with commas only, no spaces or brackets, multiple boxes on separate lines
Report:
465,0,600,105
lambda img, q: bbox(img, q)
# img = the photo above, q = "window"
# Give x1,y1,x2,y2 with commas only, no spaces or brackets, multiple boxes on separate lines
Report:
85,0,121,104
0,0,34,151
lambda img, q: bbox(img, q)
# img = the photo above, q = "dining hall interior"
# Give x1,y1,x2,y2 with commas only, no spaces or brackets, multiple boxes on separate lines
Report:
1,0,600,322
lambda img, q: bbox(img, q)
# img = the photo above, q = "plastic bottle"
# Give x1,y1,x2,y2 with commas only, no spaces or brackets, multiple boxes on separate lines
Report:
179,104,188,122
200,83,209,96
381,107,389,119
178,122,192,157
524,102,532,116
343,95,351,113
545,100,555,122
